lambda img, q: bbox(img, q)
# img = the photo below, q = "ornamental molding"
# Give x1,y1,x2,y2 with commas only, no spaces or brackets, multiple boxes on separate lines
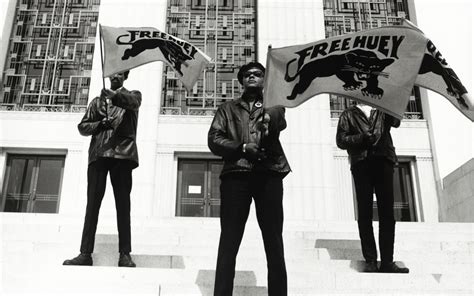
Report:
415,156,434,162
156,143,210,154
158,115,213,124
0,140,83,150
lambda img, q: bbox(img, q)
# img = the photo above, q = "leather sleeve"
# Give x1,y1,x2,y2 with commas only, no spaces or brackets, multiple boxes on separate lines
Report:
77,98,102,136
386,114,401,128
111,90,142,110
336,111,366,150
266,106,287,136
208,106,243,159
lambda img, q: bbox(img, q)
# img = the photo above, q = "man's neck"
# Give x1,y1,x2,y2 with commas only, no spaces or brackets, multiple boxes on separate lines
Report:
243,90,262,102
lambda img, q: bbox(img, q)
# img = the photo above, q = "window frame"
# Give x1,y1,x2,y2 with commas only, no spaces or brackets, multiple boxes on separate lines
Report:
1,152,66,214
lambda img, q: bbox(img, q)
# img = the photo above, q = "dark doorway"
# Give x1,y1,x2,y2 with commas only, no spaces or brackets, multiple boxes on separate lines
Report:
176,159,223,217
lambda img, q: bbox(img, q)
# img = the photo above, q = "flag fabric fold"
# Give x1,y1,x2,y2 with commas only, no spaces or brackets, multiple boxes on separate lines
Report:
414,40,474,120
263,23,473,121
100,25,211,92
402,19,474,121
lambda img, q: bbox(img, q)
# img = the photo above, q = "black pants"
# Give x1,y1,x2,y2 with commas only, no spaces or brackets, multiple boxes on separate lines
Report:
351,156,395,264
214,172,287,296
80,158,134,254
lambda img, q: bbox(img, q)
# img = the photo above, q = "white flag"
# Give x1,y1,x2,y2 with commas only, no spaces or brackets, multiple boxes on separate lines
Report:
100,25,211,92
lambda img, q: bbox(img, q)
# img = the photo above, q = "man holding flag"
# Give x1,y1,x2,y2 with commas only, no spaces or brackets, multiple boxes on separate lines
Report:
336,102,409,273
208,62,291,295
62,24,211,267
63,70,141,267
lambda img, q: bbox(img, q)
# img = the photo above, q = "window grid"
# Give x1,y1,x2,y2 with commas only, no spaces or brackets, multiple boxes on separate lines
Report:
162,0,257,116
1,0,100,112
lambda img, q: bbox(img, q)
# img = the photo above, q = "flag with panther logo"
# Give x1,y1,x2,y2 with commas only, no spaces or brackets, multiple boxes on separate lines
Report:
263,22,473,121
100,25,211,92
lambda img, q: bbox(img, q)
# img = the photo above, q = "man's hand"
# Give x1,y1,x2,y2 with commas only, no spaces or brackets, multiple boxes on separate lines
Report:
256,113,270,136
99,117,114,130
244,143,266,162
101,88,115,100
362,132,376,145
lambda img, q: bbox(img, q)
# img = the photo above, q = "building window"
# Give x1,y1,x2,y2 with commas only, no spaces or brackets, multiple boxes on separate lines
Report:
323,0,423,119
373,159,418,221
162,0,257,116
1,155,65,213
1,1,101,112
353,158,418,222
176,159,223,217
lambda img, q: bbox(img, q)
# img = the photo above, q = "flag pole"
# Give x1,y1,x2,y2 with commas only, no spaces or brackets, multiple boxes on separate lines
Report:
99,24,108,120
260,44,272,149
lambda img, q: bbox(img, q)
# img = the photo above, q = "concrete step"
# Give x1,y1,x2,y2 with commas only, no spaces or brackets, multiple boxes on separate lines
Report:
5,228,474,255
6,243,473,276
2,213,473,235
5,241,473,271
2,214,473,295
159,284,473,296
14,238,471,262
3,221,474,252
3,265,472,295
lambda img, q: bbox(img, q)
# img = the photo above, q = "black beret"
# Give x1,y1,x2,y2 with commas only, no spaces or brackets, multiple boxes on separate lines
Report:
237,62,265,84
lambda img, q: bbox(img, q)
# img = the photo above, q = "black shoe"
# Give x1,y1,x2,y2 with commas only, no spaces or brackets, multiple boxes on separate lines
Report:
63,253,93,266
118,253,136,267
363,261,378,272
379,262,409,273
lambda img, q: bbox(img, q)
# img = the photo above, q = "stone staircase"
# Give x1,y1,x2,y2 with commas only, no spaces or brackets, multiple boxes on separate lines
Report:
1,213,473,295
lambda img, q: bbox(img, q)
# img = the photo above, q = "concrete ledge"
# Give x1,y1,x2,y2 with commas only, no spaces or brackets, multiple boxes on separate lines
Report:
440,158,474,222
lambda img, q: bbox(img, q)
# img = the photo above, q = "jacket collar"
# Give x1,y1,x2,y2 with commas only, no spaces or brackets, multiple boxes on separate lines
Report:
351,105,374,123
234,96,263,113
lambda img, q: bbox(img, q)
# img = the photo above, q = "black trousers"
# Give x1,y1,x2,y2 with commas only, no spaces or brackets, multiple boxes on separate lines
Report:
351,156,395,264
80,158,134,254
214,172,287,296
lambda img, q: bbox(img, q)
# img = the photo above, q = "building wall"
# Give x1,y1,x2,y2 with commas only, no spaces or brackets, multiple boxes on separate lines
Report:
0,111,86,214
439,158,474,222
414,0,473,180
1,0,470,224
258,0,337,220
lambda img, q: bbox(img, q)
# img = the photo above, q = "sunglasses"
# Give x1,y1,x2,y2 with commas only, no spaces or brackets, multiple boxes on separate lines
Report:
243,71,264,78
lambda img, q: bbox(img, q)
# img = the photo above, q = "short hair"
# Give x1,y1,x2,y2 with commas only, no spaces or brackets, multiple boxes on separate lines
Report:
237,62,265,85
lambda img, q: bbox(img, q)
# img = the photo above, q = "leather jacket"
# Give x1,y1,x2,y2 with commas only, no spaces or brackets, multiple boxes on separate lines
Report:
336,106,400,166
78,87,142,168
208,97,291,177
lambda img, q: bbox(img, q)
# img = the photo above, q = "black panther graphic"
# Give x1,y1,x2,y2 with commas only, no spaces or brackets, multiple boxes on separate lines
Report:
120,39,192,76
285,49,394,100
418,53,469,109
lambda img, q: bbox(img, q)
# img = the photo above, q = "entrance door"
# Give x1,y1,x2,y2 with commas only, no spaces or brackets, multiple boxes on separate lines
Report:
176,159,223,217
1,155,65,213
372,160,417,221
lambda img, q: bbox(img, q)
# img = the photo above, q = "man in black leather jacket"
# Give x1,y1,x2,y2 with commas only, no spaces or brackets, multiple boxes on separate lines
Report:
208,62,291,296
336,103,409,273
63,70,141,268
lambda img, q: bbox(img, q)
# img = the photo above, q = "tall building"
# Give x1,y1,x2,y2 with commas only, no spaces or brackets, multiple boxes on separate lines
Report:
161,0,257,116
1,0,100,112
0,0,472,222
